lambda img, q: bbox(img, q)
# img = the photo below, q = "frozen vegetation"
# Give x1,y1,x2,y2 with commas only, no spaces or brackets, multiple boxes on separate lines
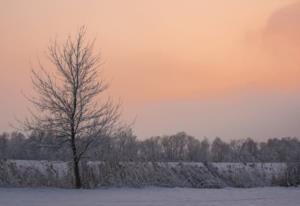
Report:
0,187,299,206
1,132,300,188
0,160,298,188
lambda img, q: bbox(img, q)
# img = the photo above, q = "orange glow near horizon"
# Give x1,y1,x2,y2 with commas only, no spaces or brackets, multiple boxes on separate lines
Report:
1,0,300,139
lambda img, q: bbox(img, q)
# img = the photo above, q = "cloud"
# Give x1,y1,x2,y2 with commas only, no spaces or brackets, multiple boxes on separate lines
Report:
243,1,300,94
264,1,300,51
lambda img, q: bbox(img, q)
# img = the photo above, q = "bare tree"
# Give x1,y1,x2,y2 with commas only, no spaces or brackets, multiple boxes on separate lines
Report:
24,27,120,188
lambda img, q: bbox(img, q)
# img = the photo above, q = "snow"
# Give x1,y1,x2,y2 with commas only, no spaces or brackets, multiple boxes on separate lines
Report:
12,160,69,178
210,162,287,187
0,187,299,206
1,160,292,188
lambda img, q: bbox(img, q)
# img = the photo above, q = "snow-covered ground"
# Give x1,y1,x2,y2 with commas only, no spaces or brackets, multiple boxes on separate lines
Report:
0,187,299,206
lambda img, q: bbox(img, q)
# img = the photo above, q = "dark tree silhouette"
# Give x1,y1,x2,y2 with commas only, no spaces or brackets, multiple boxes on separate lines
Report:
24,27,120,188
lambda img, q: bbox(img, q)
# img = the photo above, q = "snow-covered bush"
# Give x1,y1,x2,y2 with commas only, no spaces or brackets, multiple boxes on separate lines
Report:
0,160,296,189
0,160,72,188
285,163,300,186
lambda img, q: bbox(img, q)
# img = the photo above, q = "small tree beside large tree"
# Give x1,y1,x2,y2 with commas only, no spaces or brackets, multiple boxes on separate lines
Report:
24,27,120,188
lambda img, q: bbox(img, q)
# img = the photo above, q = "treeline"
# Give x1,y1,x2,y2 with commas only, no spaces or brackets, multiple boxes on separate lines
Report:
0,131,300,162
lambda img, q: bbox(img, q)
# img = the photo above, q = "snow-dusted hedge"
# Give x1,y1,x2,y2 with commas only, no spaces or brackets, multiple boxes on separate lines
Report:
286,163,300,186
0,160,297,188
207,162,287,187
0,160,73,188
81,162,225,188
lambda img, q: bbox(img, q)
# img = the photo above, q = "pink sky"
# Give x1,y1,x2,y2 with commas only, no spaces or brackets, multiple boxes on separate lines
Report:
1,0,300,140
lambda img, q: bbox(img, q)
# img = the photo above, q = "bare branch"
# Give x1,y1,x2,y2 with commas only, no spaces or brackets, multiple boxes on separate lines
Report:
23,26,121,188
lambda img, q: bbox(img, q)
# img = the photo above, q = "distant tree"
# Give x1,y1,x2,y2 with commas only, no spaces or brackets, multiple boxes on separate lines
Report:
186,135,201,162
7,132,26,159
211,137,231,162
199,138,210,162
112,128,138,162
0,133,8,159
3,128,300,164
240,138,258,162
230,139,244,162
24,27,120,188
139,136,162,162
161,132,189,161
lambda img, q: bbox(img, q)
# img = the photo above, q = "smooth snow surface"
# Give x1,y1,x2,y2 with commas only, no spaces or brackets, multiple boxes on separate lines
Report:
0,187,299,206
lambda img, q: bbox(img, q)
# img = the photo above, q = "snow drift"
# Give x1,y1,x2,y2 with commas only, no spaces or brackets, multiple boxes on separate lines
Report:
0,160,298,188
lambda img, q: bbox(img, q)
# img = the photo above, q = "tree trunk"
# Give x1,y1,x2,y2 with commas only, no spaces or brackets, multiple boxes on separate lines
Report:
73,159,82,188
71,136,82,188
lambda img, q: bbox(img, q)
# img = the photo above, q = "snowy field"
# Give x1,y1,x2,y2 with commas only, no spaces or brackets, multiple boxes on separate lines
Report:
0,187,299,206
